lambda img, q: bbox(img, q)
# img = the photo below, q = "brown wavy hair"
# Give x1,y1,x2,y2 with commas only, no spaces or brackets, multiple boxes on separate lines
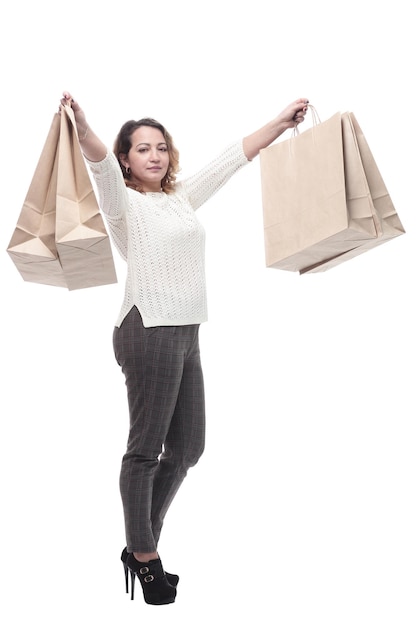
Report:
113,118,180,194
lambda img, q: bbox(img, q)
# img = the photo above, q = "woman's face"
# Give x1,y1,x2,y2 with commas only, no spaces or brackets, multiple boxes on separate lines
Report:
124,126,170,192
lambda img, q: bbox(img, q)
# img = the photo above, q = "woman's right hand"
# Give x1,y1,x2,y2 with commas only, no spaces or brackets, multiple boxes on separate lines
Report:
60,91,82,114
60,91,89,139
59,91,107,161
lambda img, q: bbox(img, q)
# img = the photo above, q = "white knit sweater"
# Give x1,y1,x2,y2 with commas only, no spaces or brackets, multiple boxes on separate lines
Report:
87,140,248,327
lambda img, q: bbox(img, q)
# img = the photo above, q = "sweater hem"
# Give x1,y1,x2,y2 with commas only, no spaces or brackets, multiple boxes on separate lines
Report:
115,306,208,328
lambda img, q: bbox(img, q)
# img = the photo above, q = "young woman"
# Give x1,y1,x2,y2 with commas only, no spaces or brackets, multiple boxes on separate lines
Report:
59,92,308,605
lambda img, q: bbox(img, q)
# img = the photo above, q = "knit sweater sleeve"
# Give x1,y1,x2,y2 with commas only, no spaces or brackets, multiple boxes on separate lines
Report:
180,140,249,210
85,151,129,262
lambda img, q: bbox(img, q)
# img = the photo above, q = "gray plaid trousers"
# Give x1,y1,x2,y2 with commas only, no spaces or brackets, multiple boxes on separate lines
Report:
113,306,206,553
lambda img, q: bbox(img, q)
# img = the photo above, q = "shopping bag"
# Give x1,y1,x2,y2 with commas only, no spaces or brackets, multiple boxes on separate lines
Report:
7,105,118,290
259,107,405,274
6,113,68,287
55,104,117,290
300,112,405,273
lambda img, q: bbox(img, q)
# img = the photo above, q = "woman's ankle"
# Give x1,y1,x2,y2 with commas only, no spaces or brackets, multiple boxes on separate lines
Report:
133,551,158,563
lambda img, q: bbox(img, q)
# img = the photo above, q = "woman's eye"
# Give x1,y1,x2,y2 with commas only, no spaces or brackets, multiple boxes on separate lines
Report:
159,147,168,152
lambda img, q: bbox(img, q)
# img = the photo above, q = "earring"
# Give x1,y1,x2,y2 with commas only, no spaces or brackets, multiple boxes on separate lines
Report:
126,166,131,175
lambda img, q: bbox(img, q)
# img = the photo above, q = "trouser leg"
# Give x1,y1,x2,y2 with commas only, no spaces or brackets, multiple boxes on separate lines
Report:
151,334,205,545
113,307,205,553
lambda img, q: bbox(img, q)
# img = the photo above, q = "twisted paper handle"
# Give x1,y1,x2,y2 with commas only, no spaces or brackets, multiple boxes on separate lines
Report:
293,104,321,136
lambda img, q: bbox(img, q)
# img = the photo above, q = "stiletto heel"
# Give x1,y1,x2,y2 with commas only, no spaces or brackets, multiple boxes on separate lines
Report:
121,547,179,596
123,561,129,594
121,548,130,594
130,569,136,600
127,553,176,605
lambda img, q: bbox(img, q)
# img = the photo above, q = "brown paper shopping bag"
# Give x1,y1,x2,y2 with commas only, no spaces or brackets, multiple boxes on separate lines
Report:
300,112,405,273
7,105,117,290
6,114,68,287
260,107,405,274
55,105,117,290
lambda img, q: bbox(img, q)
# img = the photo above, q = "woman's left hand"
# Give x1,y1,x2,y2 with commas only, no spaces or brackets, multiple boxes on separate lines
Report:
277,98,309,129
242,97,310,159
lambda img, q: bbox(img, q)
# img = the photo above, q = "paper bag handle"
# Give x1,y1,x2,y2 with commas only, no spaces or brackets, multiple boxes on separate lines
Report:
293,104,321,136
60,103,83,142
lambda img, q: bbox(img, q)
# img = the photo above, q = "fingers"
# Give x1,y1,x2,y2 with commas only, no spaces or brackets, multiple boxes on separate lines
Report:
61,91,72,104
292,98,309,124
60,91,78,111
293,110,306,123
59,92,70,112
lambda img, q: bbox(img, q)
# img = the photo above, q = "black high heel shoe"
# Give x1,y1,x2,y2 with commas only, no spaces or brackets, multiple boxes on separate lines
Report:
121,548,179,594
127,552,177,605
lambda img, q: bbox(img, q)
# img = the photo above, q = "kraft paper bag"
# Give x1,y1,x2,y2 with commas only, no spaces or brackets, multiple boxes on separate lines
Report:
6,114,68,287
260,108,405,274
300,112,405,273
55,104,117,290
7,105,117,290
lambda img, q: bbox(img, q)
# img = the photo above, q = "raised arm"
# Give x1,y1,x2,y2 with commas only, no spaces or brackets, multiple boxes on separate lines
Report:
60,91,107,162
242,98,309,161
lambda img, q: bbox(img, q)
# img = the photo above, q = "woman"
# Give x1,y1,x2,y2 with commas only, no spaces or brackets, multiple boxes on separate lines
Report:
60,92,308,605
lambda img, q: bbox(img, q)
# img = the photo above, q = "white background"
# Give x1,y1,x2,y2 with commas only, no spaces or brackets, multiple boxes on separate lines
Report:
1,1,416,624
